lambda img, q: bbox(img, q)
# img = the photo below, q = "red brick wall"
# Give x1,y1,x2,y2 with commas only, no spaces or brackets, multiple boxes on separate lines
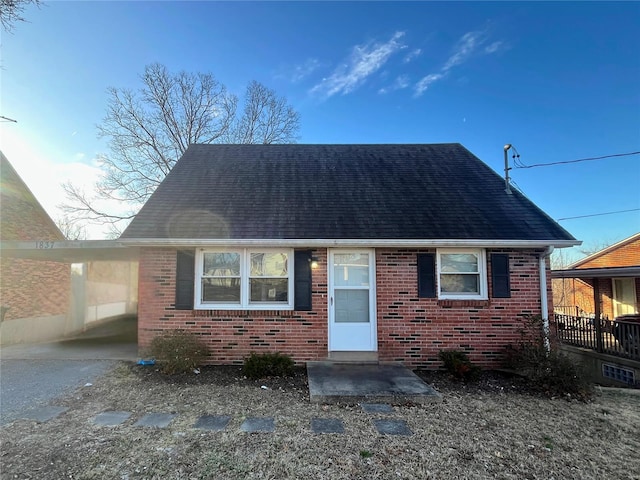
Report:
138,247,550,368
0,155,70,322
375,249,549,368
554,236,639,318
138,248,329,365
576,238,640,269
0,258,69,320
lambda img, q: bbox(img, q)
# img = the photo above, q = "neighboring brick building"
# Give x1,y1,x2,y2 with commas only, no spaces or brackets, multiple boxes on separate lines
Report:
552,233,640,320
121,144,578,368
0,152,71,344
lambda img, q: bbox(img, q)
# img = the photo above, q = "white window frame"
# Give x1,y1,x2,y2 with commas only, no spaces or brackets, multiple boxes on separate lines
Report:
195,248,294,310
437,248,488,300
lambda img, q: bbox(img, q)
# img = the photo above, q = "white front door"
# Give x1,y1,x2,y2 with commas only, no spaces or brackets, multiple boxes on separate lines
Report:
328,249,377,351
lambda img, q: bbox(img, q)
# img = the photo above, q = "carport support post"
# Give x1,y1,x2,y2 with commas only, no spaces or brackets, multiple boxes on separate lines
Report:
593,278,603,353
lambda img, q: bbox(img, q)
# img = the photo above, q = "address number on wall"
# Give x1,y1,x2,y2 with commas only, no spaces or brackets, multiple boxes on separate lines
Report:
35,241,55,249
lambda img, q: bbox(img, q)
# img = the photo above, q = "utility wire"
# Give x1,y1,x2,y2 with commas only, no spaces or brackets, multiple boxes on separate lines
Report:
557,208,640,222
514,151,640,169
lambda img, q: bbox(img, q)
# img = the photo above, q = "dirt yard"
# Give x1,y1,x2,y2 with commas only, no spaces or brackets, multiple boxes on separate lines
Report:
1,364,638,480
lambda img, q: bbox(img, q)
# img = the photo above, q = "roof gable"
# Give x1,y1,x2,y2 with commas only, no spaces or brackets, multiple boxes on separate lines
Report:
120,143,575,243
570,232,640,269
0,152,65,242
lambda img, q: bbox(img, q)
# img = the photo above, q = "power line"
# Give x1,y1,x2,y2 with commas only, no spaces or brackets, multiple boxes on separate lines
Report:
557,208,640,222
514,151,640,169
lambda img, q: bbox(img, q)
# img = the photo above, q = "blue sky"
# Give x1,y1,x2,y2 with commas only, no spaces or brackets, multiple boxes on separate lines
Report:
1,1,639,261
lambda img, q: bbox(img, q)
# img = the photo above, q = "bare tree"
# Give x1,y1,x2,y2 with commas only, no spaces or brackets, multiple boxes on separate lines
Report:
62,63,300,236
0,0,41,31
232,81,301,144
55,215,87,240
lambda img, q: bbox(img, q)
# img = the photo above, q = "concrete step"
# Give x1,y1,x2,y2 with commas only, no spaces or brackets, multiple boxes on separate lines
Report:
306,361,442,404
327,351,379,363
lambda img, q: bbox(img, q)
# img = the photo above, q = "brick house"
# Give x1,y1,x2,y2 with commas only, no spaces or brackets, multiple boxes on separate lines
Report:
552,232,640,320
120,144,578,368
0,152,70,344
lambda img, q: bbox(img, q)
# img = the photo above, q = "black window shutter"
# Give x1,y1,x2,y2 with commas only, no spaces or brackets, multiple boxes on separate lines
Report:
417,253,436,298
175,250,195,310
294,250,312,311
491,253,511,298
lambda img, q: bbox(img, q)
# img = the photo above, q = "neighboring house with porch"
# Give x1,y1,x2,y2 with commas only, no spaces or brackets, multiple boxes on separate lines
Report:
552,233,640,385
120,143,577,368
553,232,640,320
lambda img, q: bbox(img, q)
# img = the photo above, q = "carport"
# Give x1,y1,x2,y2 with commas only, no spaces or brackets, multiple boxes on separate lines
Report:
0,239,140,345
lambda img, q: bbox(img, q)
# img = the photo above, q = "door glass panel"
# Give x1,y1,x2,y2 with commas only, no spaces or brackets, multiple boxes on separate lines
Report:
335,289,369,323
333,253,369,287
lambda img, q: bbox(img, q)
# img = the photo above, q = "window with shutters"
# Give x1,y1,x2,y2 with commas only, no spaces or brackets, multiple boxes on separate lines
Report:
437,249,488,300
195,248,293,309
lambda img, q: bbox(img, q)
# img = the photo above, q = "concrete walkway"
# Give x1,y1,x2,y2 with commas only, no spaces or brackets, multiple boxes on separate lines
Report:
307,361,441,404
9,403,416,436
0,316,138,361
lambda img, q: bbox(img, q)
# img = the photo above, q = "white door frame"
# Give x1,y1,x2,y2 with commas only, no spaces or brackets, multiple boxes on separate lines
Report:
327,248,377,352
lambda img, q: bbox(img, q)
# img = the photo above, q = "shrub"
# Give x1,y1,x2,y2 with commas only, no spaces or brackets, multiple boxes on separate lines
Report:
438,350,481,381
148,330,208,375
504,315,593,400
242,352,294,379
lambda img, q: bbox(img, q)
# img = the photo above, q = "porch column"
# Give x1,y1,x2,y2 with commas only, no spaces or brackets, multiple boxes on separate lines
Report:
593,278,603,353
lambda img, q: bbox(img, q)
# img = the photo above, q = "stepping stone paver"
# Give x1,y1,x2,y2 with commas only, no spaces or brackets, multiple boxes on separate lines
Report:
93,411,131,426
374,419,412,436
311,418,344,434
194,415,231,431
240,416,274,433
361,403,394,413
19,406,68,423
134,413,177,428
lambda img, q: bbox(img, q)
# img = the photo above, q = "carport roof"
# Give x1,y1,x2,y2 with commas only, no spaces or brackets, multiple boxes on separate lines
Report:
551,266,640,279
0,240,139,263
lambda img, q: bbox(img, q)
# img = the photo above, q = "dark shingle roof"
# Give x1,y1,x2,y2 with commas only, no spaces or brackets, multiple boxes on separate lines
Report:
120,144,575,242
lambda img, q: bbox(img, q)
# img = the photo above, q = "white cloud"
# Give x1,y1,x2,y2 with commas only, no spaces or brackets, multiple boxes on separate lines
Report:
414,29,502,97
414,73,445,96
484,41,504,54
379,75,410,94
442,30,485,72
403,48,422,63
311,31,406,98
291,58,321,83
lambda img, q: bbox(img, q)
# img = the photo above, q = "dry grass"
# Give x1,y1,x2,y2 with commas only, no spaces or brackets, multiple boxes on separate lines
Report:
1,363,639,480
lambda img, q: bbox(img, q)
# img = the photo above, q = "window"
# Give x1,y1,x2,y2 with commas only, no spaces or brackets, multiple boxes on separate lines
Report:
437,249,487,299
613,278,638,317
195,249,293,309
